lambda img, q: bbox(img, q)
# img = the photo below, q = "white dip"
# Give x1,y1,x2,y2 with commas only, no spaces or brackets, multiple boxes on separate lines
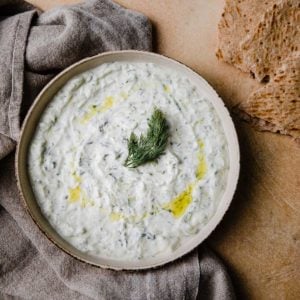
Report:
28,62,229,260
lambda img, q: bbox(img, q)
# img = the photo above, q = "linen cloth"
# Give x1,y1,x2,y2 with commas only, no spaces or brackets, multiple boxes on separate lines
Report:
0,1,235,299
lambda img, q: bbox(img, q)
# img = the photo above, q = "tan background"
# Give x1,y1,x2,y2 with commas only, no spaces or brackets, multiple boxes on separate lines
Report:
27,0,300,298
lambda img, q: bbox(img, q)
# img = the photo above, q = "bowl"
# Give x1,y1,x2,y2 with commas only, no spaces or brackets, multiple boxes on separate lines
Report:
16,50,240,270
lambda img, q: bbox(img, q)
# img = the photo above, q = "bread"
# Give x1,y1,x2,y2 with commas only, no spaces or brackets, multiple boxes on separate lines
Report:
240,0,300,82
237,55,300,139
217,0,299,83
216,0,277,72
218,0,300,139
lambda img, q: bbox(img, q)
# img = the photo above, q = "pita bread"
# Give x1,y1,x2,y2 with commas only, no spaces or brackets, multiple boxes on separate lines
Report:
240,0,300,82
216,0,278,71
237,55,300,139
217,0,299,82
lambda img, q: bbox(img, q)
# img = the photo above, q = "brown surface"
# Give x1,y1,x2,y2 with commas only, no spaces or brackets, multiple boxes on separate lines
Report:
27,0,300,298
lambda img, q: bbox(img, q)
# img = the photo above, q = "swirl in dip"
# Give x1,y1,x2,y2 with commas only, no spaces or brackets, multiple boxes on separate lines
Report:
28,62,229,260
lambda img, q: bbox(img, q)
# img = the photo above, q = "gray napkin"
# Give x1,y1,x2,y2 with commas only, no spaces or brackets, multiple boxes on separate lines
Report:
0,1,235,299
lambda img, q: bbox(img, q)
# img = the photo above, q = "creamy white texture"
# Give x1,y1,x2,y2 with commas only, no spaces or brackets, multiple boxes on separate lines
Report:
28,62,229,260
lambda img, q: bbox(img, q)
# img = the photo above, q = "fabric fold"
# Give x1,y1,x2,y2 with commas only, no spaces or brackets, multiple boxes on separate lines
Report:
0,5,36,156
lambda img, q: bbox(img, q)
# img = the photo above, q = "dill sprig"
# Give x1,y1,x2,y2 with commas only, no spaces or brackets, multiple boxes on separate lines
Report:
124,108,169,168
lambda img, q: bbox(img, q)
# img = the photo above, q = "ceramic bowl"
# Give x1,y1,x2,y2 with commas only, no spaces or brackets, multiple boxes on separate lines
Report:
16,50,240,270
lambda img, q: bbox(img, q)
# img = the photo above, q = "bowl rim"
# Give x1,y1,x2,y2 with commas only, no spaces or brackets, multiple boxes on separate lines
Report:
16,50,240,270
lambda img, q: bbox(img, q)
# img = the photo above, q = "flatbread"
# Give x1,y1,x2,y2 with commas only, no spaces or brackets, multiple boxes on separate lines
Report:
216,0,278,71
217,0,299,82
237,55,300,139
240,0,300,82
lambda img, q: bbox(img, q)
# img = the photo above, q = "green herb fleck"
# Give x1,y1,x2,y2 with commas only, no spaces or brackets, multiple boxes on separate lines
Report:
124,108,169,168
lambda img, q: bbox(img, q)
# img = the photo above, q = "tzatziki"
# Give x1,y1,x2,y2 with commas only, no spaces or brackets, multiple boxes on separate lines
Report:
28,62,229,260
